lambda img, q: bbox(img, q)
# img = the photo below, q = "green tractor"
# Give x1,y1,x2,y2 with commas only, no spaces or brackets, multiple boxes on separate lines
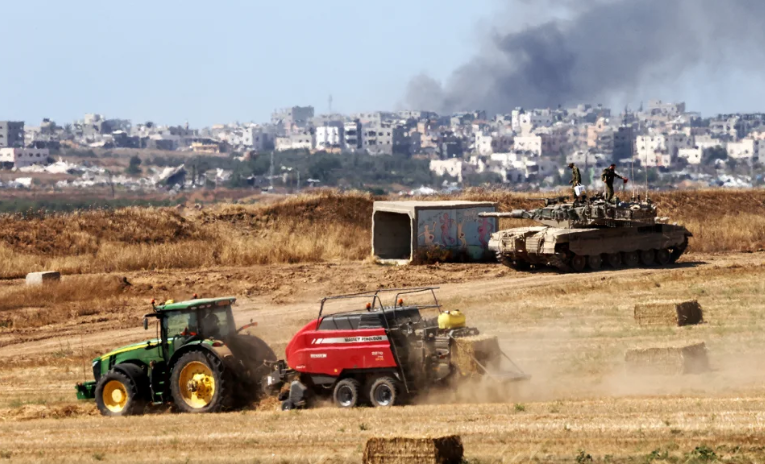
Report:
76,297,276,416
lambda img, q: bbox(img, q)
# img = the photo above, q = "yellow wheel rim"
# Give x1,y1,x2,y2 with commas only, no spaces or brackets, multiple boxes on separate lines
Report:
178,361,216,409
102,380,128,413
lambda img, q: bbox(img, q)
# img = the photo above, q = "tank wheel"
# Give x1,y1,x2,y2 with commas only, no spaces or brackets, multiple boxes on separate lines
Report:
570,254,587,272
333,378,361,408
587,255,602,271
606,253,622,268
368,376,400,408
501,256,530,271
656,249,671,266
640,249,656,266
95,369,146,417
670,238,689,263
622,251,639,268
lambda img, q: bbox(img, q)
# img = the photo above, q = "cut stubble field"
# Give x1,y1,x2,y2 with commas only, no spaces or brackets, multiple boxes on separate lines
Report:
2,252,765,463
3,190,765,463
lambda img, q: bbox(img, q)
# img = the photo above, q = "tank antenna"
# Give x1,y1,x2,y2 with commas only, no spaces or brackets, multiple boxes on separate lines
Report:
645,164,650,201
631,150,636,200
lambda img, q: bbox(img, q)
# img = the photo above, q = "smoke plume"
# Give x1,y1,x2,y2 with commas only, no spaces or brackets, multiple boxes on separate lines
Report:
406,0,765,114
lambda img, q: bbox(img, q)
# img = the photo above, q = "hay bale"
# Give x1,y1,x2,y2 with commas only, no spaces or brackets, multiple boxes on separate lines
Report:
451,334,501,377
25,271,60,286
363,435,463,464
625,341,709,375
634,300,703,327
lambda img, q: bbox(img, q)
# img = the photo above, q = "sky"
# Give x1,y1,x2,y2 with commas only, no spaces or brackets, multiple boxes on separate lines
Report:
0,0,497,127
2,0,764,127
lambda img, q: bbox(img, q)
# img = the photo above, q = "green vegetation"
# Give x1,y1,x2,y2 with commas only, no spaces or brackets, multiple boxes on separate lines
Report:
126,155,142,175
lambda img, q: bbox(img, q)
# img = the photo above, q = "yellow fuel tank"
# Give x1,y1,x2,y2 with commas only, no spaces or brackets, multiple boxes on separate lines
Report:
438,310,466,330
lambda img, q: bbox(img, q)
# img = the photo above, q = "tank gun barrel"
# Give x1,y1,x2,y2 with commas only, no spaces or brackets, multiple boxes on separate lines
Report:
478,210,529,219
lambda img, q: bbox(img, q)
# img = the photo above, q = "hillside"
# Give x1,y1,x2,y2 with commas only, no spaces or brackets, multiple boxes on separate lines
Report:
1,189,764,279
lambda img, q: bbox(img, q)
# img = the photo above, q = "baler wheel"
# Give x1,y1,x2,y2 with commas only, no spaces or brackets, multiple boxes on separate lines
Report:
368,377,399,408
333,378,361,408
95,370,145,417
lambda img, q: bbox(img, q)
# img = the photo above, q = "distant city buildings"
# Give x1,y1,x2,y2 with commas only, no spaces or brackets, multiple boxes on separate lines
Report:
3,95,765,191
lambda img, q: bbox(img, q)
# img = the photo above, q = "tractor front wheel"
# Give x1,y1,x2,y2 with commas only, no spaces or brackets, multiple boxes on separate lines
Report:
95,370,145,416
368,377,400,408
171,351,232,413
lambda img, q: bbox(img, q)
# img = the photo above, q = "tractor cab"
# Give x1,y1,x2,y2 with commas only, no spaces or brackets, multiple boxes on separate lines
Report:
147,297,238,359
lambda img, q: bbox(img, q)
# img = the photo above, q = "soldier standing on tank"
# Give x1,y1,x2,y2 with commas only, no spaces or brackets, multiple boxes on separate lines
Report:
568,163,582,200
601,163,628,202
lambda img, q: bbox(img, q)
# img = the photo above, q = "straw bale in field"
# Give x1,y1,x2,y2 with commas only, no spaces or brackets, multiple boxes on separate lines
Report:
625,341,709,375
363,435,463,464
451,334,501,377
634,300,703,327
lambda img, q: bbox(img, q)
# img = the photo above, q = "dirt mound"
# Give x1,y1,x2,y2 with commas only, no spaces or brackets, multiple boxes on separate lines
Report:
0,207,204,256
200,190,373,230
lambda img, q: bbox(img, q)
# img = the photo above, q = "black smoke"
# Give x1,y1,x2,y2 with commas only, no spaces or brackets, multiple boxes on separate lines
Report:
406,0,765,114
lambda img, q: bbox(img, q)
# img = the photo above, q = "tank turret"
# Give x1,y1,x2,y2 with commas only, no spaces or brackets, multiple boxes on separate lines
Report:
480,196,692,273
479,198,658,229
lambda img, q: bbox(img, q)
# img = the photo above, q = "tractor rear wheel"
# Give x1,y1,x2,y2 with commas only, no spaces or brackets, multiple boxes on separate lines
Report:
368,377,400,408
333,378,362,408
171,350,232,413
226,333,277,405
95,370,145,416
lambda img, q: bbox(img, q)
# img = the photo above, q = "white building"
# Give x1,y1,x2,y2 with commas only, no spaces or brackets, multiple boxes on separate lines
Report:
665,133,693,159
315,125,344,151
0,148,50,168
693,135,723,151
474,132,513,155
678,147,703,165
636,135,670,167
242,126,269,152
429,158,464,182
275,130,315,151
513,135,543,156
727,138,759,161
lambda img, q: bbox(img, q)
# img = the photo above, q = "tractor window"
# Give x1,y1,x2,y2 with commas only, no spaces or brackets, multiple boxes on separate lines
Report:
164,310,198,337
199,307,232,339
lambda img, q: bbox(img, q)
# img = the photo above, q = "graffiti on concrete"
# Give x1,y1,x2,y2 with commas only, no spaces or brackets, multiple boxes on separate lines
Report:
417,207,496,259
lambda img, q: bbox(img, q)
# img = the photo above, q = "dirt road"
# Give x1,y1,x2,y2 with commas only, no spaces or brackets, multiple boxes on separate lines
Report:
1,252,760,361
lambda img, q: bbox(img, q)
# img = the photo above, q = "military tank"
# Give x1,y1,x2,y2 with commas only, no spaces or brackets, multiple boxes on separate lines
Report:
478,195,692,272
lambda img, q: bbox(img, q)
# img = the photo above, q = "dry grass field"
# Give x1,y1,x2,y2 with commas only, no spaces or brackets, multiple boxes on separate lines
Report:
2,190,765,463
1,189,765,279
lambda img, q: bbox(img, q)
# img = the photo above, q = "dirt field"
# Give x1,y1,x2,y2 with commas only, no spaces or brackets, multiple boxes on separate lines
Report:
2,251,765,463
